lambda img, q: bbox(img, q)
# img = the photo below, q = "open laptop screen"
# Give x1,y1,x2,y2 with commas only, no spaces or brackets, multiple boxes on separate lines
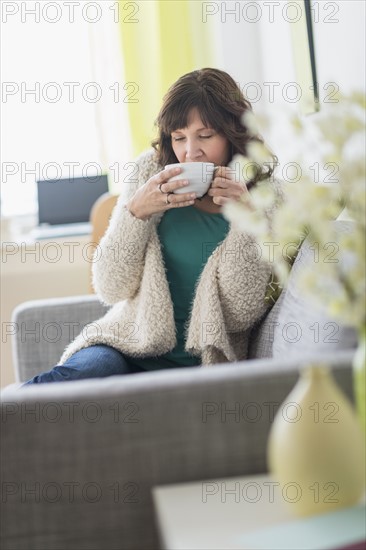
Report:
37,175,109,225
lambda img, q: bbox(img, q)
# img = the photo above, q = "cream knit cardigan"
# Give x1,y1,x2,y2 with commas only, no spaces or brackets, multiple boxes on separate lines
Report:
59,149,271,366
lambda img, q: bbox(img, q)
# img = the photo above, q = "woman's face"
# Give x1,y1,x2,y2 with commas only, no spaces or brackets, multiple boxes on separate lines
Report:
171,108,231,166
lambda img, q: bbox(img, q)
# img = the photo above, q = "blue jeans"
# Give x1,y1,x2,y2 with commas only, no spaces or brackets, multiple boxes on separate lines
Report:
23,345,147,385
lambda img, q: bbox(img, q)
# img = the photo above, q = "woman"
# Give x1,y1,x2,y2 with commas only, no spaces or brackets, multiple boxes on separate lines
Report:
24,68,276,384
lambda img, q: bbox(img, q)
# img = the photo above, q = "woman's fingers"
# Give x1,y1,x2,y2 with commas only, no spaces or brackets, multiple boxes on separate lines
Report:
208,186,231,198
212,195,230,206
164,189,197,206
148,169,196,208
213,166,236,179
154,167,194,195
165,195,196,208
210,176,231,189
209,170,248,200
153,166,181,192
211,166,238,186
161,166,182,181
158,179,190,194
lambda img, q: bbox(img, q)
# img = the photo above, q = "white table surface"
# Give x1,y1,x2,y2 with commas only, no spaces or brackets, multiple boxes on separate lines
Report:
153,474,291,550
152,474,366,550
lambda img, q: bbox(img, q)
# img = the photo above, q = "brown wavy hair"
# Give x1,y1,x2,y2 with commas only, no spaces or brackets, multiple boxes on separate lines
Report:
152,68,276,184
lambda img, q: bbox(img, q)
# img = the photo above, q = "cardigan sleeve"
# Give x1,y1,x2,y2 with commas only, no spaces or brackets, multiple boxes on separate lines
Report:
92,149,162,305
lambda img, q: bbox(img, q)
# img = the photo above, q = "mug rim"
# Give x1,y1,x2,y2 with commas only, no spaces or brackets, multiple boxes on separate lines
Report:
165,161,215,169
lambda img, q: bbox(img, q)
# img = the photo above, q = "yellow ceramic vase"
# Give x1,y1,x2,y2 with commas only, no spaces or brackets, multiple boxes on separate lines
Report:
354,325,366,434
267,364,365,517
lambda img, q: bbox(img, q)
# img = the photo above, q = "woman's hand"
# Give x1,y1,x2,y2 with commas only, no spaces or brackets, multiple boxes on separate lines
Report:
126,166,198,220
207,166,250,206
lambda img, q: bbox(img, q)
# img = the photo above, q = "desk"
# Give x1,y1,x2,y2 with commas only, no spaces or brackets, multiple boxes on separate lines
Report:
153,474,366,550
1,235,93,387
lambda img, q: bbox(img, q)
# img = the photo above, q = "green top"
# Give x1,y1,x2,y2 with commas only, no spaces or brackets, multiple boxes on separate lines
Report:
132,206,230,370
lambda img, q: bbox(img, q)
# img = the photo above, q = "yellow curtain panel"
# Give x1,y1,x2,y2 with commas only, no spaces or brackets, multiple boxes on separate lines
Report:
118,0,217,156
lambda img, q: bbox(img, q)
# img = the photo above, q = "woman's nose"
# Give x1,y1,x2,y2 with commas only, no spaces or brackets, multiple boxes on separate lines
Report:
185,139,203,161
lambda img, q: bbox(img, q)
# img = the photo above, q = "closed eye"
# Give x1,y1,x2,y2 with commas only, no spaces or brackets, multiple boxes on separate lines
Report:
172,134,214,141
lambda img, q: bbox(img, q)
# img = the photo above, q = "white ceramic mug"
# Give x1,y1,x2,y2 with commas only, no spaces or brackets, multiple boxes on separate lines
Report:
165,162,216,198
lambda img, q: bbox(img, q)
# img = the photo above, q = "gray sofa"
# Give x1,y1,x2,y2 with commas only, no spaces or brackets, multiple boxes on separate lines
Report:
1,221,357,550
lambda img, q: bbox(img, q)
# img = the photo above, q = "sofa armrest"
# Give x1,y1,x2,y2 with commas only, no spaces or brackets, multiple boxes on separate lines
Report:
1,350,355,550
11,295,110,382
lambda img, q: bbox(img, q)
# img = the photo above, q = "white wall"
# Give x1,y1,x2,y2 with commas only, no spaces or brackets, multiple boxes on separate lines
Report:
219,0,365,102
313,0,365,98
215,1,264,86
218,0,365,166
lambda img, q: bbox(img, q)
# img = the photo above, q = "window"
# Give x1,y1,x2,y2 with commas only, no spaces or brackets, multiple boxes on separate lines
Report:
1,3,131,218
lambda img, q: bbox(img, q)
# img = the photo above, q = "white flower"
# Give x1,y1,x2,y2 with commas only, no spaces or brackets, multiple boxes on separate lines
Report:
223,201,268,235
249,184,276,210
241,110,260,135
225,91,366,329
241,110,269,137
246,141,273,166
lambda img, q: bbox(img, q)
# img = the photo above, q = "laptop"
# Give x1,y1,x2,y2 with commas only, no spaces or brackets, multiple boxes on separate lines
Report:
31,174,109,240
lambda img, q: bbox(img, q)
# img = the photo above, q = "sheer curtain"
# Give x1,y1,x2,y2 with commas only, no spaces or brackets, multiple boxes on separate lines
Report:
1,2,131,219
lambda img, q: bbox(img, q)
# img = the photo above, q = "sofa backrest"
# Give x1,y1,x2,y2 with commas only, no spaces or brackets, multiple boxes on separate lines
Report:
1,351,356,549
